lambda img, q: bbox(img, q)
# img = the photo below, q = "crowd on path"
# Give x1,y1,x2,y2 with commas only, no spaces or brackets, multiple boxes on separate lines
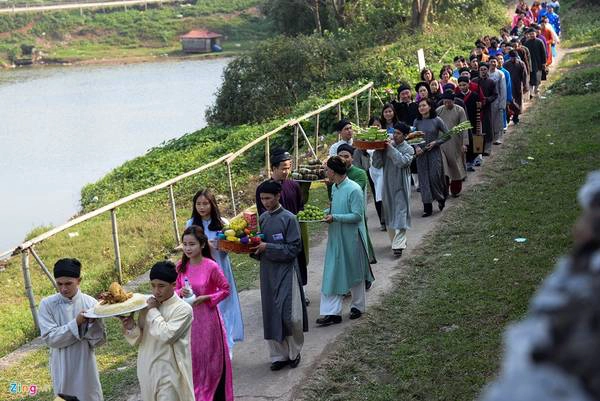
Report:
37,2,560,400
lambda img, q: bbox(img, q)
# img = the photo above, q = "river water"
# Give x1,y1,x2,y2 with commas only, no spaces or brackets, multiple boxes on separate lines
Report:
0,58,230,253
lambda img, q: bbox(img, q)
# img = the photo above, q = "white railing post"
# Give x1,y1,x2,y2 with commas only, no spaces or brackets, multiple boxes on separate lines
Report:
21,249,39,331
266,136,271,178
367,87,372,124
227,161,237,215
168,185,180,245
293,125,299,170
314,113,320,158
354,96,360,126
110,209,123,283
30,246,58,291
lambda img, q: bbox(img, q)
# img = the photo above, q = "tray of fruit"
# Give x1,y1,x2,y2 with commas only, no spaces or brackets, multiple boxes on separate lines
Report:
297,205,326,223
217,210,263,253
292,159,326,182
352,125,388,150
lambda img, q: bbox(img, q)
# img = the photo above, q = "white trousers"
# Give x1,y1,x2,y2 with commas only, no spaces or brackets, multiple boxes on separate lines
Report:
387,228,407,250
267,336,303,362
319,281,366,316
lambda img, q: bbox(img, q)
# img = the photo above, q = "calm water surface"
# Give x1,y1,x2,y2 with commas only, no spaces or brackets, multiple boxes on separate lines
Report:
0,58,230,253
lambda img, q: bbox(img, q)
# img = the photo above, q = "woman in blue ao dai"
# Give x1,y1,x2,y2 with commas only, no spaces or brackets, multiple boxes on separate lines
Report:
186,189,244,357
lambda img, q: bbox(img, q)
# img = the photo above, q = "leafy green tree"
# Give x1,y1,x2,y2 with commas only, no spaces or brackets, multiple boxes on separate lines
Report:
206,35,341,125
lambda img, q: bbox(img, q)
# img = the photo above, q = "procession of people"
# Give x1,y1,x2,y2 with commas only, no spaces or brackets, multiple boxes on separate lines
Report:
40,2,558,399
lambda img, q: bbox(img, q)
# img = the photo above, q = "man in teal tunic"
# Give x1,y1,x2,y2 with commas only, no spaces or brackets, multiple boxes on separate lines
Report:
337,143,377,268
317,156,374,326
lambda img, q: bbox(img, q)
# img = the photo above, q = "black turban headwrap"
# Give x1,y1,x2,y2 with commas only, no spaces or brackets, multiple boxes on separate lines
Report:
270,148,291,166
393,122,411,135
334,119,351,133
397,83,411,94
458,76,470,84
54,258,81,279
441,91,455,101
326,156,347,175
149,260,178,283
257,180,282,195
336,143,355,155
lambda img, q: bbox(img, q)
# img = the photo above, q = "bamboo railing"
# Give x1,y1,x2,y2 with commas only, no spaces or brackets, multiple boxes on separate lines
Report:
0,82,373,330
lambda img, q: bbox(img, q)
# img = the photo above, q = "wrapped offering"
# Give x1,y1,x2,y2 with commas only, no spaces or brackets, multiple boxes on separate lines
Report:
84,282,149,318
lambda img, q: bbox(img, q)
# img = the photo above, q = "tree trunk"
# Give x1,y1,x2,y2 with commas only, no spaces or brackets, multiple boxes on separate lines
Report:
330,0,346,27
411,0,431,30
313,0,322,35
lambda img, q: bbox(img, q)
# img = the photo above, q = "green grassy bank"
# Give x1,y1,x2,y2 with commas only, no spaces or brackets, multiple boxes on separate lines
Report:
295,3,600,400
0,0,269,65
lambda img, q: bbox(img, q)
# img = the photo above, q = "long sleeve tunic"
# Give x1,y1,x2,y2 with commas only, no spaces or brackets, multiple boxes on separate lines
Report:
38,290,106,401
254,206,308,342
175,259,233,401
124,294,194,401
437,105,469,181
322,178,374,295
372,141,414,230
185,217,245,349
413,117,449,204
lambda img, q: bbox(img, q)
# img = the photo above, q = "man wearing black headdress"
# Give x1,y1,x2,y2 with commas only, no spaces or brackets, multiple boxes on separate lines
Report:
329,119,354,156
252,180,308,371
120,261,194,401
38,258,106,401
256,148,310,304
391,83,419,126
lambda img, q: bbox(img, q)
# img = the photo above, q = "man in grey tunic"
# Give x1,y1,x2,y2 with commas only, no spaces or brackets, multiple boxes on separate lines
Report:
372,122,414,257
489,56,507,145
251,180,308,371
38,258,106,401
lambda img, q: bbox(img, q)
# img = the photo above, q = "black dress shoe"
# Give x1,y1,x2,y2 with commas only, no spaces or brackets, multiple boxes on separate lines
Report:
365,280,372,290
270,360,289,371
438,199,446,211
349,307,362,320
290,353,301,368
316,315,342,326
422,212,432,217
393,248,403,257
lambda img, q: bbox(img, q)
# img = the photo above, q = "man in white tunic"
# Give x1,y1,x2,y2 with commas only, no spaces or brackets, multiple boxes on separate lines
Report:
120,261,194,401
38,258,106,401
328,119,354,156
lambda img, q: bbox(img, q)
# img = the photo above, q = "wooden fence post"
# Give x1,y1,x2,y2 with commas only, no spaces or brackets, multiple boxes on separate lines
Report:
110,209,123,283
168,185,180,245
314,114,320,157
227,161,237,215
367,87,372,124
30,246,58,292
293,125,299,170
266,136,271,178
297,124,316,158
21,249,39,331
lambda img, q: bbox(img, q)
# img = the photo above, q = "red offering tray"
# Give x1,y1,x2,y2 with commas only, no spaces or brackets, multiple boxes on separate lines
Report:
218,240,256,254
353,139,387,150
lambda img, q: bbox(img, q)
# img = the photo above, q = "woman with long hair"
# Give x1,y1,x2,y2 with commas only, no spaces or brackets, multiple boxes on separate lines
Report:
187,189,244,358
380,103,399,129
176,225,233,401
413,98,449,217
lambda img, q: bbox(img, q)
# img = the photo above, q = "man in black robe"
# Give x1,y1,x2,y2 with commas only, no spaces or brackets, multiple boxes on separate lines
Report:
523,27,547,96
473,63,498,156
503,50,529,124
392,83,419,126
